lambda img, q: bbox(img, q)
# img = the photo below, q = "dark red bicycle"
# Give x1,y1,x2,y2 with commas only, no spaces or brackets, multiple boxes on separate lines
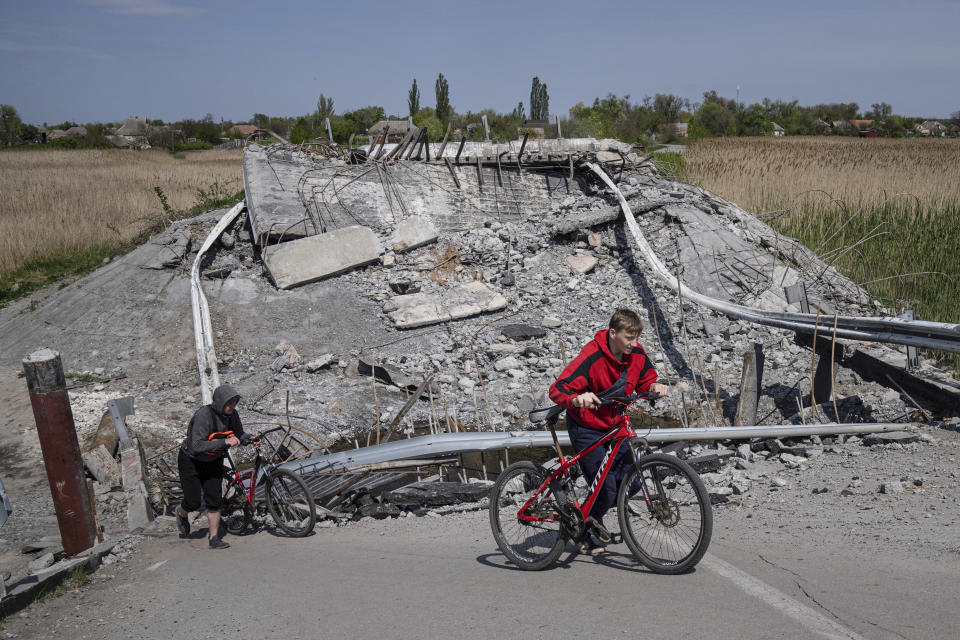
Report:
221,426,317,538
489,392,712,573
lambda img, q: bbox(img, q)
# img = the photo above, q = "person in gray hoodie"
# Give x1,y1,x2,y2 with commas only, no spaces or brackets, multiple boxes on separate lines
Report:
176,384,255,549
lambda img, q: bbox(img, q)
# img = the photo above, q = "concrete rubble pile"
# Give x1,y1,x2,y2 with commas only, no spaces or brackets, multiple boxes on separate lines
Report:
203,139,957,455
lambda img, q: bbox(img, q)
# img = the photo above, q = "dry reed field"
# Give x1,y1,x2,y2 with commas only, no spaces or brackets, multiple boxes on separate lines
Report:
0,148,242,276
682,136,960,367
683,137,960,213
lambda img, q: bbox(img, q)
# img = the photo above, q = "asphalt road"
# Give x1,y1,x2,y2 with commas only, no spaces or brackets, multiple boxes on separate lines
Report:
6,508,956,640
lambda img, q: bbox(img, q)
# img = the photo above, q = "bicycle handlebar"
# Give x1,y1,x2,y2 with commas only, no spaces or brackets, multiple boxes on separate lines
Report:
529,391,663,423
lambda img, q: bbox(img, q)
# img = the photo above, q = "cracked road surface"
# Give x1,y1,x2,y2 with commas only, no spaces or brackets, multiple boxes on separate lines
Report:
4,506,956,640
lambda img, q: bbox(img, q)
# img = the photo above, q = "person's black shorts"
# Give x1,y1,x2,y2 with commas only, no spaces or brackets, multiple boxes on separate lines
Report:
177,449,224,512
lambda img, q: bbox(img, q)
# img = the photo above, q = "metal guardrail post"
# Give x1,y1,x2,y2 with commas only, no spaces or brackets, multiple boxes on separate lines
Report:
107,397,135,451
22,349,97,555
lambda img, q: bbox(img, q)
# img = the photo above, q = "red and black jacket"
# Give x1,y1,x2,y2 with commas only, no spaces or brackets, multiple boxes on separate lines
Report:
549,329,658,431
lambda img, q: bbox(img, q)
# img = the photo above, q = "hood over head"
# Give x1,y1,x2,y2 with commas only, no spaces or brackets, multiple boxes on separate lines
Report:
211,384,241,415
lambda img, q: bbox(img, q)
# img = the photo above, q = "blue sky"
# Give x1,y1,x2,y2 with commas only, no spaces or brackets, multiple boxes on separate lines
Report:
2,0,958,125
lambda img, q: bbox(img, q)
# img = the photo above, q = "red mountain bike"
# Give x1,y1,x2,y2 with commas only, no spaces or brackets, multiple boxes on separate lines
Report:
221,426,317,538
489,392,712,573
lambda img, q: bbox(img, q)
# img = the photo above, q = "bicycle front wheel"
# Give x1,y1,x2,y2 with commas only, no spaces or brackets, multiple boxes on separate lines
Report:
265,469,316,537
617,453,712,574
489,461,566,571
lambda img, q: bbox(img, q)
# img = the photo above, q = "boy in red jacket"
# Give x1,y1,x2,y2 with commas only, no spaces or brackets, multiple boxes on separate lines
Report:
549,308,667,554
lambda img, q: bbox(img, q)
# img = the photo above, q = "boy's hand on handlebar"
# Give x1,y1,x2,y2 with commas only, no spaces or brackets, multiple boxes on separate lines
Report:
650,383,669,396
573,392,601,409
225,436,240,447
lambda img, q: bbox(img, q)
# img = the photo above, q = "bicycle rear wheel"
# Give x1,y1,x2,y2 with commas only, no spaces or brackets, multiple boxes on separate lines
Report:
223,498,252,535
266,469,317,537
489,461,566,571
222,477,251,535
616,453,712,574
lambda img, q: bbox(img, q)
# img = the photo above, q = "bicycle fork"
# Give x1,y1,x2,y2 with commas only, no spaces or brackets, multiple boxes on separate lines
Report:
627,437,663,514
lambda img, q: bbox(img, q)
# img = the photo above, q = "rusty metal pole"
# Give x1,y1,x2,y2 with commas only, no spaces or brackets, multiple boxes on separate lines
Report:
22,349,97,555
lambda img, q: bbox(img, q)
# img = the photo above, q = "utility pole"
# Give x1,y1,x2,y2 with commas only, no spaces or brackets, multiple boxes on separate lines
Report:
22,349,98,555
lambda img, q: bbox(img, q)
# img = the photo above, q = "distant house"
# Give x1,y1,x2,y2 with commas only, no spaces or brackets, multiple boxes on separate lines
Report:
859,129,879,138
771,122,785,136
367,120,411,144
814,118,831,131
230,124,258,137
831,120,852,130
666,122,688,138
229,124,269,141
849,119,874,130
113,117,150,148
914,120,946,136
64,126,88,138
46,129,69,140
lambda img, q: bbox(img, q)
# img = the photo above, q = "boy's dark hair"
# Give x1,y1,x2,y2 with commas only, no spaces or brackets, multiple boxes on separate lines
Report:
609,308,643,333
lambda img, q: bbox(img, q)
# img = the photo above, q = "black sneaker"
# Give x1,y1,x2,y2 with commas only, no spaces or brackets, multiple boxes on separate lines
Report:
208,536,230,550
176,511,190,538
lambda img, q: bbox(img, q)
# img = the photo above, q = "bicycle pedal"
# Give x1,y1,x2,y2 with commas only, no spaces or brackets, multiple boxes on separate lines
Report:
610,533,623,545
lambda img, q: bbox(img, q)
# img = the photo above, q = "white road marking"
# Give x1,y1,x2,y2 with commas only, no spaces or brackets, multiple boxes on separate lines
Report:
146,560,168,572
703,554,866,640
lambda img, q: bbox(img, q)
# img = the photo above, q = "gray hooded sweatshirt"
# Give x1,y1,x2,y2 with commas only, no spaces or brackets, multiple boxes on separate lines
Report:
180,384,249,460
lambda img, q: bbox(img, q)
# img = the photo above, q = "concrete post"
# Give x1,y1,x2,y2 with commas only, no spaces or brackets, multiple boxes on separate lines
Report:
734,343,764,426
22,349,97,555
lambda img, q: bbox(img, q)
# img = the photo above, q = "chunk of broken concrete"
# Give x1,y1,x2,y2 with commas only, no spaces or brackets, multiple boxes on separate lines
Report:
566,254,598,274
83,445,121,486
391,215,438,252
501,324,547,341
264,225,382,290
863,431,919,446
385,281,507,329
305,354,334,372
357,358,419,390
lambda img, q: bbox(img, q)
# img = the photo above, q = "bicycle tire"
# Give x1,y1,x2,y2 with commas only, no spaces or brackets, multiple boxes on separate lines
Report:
223,498,252,535
489,461,566,571
221,477,251,535
616,453,712,574
265,469,316,537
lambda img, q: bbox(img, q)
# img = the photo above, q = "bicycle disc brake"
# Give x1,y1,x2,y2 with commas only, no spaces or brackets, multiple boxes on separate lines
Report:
558,502,585,540
653,499,681,527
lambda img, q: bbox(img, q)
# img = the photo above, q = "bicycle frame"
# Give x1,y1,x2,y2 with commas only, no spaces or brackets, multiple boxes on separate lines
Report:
223,425,286,508
518,418,657,527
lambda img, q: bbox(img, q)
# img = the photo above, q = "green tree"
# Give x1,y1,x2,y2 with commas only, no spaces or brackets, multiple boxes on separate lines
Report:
0,104,23,145
408,79,420,117
412,107,444,140
653,93,684,124
315,94,335,130
512,101,525,119
289,116,314,144
435,74,451,124
867,102,892,121
530,76,549,120
693,101,734,137
736,103,773,136
252,113,270,129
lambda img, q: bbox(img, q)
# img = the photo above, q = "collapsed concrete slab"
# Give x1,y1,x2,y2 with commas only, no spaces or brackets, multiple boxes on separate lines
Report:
82,445,120,486
384,281,507,329
391,215,438,252
264,225,382,290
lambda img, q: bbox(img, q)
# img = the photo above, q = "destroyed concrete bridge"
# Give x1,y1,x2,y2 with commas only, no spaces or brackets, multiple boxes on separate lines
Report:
170,131,960,510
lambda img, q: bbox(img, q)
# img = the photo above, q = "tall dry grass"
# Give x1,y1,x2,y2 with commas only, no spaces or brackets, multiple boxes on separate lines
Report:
683,137,960,213
0,148,242,275
682,136,960,368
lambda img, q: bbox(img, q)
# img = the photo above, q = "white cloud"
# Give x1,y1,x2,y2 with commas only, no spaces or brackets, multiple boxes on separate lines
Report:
85,0,200,16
